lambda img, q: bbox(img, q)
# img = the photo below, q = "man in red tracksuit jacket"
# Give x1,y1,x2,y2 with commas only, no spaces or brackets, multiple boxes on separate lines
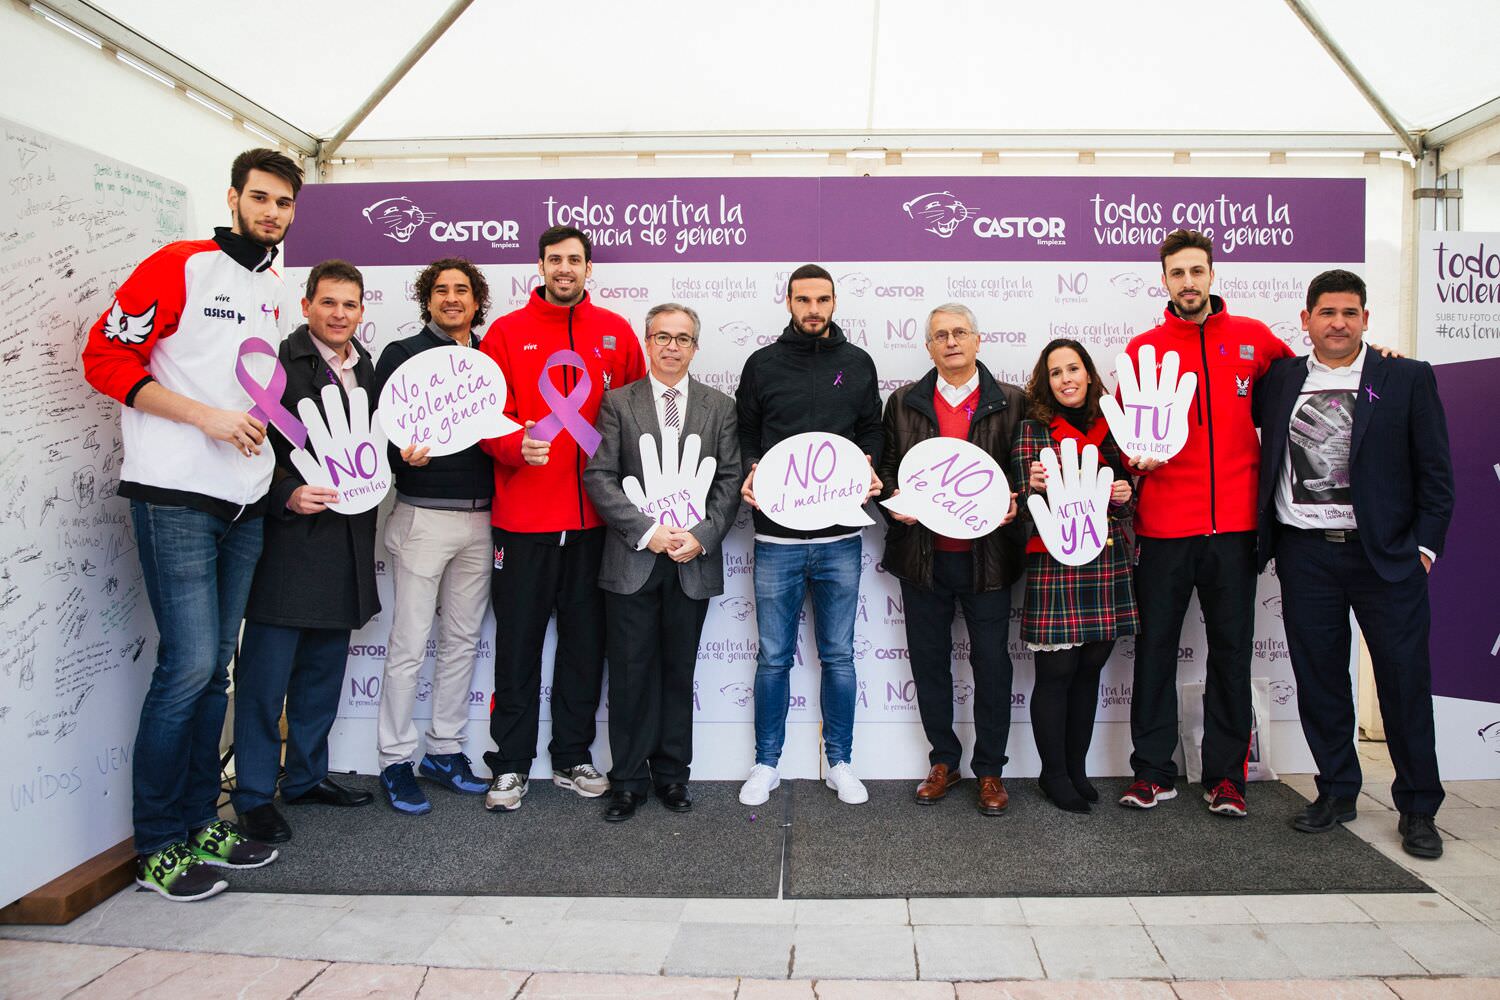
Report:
478,226,646,811
1117,229,1293,818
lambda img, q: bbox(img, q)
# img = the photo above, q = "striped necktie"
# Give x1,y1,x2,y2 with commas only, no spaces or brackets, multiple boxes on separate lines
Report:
663,386,680,429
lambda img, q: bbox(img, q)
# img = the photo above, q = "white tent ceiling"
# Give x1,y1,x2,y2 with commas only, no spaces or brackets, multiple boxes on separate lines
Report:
27,0,1500,163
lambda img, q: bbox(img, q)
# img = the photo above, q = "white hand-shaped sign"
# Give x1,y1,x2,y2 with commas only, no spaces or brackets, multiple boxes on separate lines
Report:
1025,437,1113,566
287,384,392,515
622,426,716,530
1099,345,1197,462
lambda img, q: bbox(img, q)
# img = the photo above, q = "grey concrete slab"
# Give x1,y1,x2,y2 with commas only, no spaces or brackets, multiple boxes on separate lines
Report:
662,922,794,979
790,925,916,980
1030,925,1168,980
1260,922,1425,977
912,925,1043,980
1147,923,1300,980
297,909,456,965
533,919,679,976
906,898,1026,926
1378,920,1500,975
416,913,562,970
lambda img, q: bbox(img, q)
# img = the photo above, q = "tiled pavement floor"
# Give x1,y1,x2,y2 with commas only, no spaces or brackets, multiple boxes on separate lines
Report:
5,742,1500,997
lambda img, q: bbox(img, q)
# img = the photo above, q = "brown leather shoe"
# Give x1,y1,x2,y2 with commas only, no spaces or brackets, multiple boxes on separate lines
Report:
977,776,1009,816
914,763,961,804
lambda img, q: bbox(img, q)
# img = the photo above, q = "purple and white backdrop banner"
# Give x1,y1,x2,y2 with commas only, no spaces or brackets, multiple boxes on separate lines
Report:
1418,231,1500,779
284,176,1365,781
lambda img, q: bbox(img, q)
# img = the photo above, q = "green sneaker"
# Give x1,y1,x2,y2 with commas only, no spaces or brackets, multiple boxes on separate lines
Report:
135,842,228,902
189,820,279,869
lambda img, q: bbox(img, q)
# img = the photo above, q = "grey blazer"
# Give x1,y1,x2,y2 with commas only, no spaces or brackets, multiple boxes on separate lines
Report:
583,375,742,599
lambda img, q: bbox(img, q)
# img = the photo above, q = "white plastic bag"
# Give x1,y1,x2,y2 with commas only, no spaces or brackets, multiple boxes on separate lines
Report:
1180,677,1277,784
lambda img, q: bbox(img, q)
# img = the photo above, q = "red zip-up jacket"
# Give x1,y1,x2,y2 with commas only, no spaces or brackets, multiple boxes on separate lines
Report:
1125,295,1292,538
480,289,645,532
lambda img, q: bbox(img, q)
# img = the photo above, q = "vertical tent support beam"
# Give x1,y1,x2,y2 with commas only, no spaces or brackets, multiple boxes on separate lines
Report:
318,0,475,170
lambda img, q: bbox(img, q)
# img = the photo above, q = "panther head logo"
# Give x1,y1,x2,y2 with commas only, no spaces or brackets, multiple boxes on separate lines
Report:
102,300,156,344
361,196,433,243
1478,721,1500,753
1261,595,1284,620
953,680,975,705
841,272,873,296
719,596,755,621
720,681,753,707
1110,273,1146,297
851,637,872,660
1270,320,1302,350
902,191,974,239
1270,681,1295,706
720,321,754,346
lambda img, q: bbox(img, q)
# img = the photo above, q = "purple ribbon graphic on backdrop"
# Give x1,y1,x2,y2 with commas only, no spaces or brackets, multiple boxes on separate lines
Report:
530,349,602,456
235,337,308,449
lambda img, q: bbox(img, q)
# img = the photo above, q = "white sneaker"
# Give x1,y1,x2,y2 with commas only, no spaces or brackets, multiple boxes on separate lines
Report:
738,764,780,805
825,762,868,804
484,772,528,812
553,763,610,798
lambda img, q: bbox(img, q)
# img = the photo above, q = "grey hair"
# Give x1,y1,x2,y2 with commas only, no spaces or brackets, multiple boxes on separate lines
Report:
926,302,978,340
643,302,702,341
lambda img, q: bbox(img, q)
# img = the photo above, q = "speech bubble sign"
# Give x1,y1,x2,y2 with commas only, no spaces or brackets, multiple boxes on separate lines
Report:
880,438,1010,539
622,426,716,530
755,431,873,531
1098,344,1197,462
377,346,521,457
1023,437,1114,566
287,384,391,515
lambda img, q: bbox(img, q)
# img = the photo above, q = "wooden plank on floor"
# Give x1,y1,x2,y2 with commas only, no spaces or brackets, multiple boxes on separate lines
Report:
0,839,135,925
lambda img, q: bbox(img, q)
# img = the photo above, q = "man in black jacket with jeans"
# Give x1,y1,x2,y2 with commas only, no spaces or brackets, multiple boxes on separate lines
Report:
736,265,883,807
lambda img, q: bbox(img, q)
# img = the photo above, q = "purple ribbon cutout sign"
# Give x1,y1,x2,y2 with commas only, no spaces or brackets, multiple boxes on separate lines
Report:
530,349,602,456
235,337,308,449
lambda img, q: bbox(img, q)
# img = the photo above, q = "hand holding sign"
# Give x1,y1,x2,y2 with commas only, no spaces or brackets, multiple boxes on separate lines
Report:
286,384,392,515
881,438,1010,539
378,346,520,457
1099,345,1197,463
1025,437,1113,566
755,432,874,530
622,426,717,531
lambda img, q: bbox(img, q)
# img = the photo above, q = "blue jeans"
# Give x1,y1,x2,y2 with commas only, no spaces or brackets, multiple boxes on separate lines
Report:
232,623,351,812
752,536,862,768
131,501,263,854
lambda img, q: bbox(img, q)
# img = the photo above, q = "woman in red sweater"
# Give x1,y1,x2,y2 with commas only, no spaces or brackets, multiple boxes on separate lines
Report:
1011,339,1138,812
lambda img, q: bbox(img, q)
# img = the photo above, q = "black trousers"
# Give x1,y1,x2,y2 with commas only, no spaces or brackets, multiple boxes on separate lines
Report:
485,527,606,775
604,556,709,793
1275,528,1443,816
1130,532,1256,791
900,550,1014,777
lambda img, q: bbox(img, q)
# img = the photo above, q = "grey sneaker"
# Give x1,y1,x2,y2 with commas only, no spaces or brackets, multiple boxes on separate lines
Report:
484,772,528,812
553,763,610,798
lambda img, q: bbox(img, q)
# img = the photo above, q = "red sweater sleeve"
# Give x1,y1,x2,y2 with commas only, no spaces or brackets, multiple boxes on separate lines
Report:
81,242,192,405
479,316,525,466
618,321,646,386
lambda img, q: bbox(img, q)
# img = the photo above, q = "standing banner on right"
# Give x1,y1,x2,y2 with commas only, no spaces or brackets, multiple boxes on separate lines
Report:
1417,231,1500,778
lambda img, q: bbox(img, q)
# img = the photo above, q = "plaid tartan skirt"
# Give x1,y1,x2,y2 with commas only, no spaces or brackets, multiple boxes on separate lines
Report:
1020,518,1140,647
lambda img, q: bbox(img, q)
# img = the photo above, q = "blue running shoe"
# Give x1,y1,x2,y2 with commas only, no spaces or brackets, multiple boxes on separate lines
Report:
419,752,488,795
380,761,432,816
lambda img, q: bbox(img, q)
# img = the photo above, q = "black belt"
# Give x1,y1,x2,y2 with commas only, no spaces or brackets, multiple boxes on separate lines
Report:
1291,526,1359,543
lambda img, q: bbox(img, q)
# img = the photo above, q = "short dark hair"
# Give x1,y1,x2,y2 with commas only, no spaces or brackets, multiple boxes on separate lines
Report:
413,257,491,327
786,264,835,299
1025,338,1106,424
304,259,364,301
1159,229,1214,270
1306,269,1367,310
538,225,592,263
230,148,303,198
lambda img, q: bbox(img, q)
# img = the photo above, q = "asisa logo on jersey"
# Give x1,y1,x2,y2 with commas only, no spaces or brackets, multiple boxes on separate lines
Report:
361,195,521,248
901,191,974,239
102,300,156,344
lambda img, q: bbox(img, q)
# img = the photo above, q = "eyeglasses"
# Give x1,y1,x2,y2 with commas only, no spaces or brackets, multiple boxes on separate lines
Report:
649,332,699,348
928,328,974,344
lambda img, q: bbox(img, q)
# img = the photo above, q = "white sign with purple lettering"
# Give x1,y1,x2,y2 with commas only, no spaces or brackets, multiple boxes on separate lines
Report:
881,438,1010,539
1025,438,1114,566
377,346,520,457
623,426,716,530
1099,345,1197,462
755,431,874,530
288,384,392,515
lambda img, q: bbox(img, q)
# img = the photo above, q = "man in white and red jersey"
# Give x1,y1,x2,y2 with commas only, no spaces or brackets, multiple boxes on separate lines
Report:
1116,229,1293,819
477,225,646,811
81,148,298,901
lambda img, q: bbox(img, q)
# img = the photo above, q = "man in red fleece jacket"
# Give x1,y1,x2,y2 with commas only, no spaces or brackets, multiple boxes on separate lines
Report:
478,226,646,811
1116,229,1292,818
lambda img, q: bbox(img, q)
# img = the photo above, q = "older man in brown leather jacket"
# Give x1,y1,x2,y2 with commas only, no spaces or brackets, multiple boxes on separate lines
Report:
876,303,1024,815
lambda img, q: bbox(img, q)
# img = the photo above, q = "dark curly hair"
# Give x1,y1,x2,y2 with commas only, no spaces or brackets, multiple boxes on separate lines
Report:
1024,338,1106,424
413,257,491,327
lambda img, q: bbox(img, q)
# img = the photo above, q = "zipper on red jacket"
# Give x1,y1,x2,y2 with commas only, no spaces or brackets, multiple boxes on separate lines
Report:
568,304,585,529
1196,320,1218,533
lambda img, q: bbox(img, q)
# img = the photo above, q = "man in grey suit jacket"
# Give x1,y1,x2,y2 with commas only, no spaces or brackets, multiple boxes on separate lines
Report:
583,303,742,821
